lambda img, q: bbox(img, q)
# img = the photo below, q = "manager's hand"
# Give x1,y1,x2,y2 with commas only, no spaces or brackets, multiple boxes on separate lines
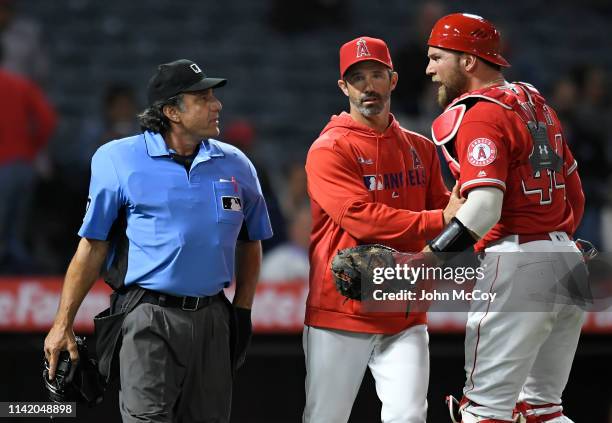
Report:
443,182,465,225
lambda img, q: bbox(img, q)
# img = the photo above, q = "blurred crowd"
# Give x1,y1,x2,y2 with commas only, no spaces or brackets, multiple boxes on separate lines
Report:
0,0,611,277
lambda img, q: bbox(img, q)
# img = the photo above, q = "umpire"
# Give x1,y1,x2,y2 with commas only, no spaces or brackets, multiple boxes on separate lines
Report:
44,59,273,422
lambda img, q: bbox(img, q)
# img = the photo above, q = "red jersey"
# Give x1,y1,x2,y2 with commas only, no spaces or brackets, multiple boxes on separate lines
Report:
0,69,56,165
432,83,585,251
305,112,450,334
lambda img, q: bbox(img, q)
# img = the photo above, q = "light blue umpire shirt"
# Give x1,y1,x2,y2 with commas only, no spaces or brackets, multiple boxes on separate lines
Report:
79,130,273,297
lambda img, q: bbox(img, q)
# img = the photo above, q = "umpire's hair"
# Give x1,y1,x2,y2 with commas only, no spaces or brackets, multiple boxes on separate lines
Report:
137,94,184,134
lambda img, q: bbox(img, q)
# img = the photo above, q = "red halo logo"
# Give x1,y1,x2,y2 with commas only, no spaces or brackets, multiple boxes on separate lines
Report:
467,138,497,166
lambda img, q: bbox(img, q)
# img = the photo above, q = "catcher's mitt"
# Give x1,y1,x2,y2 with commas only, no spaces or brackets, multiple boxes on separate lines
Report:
331,244,397,301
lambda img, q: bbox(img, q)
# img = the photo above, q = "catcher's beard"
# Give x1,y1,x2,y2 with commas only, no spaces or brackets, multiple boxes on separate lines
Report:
437,70,468,108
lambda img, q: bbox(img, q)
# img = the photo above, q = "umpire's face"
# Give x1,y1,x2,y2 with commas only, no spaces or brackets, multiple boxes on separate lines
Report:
173,88,223,139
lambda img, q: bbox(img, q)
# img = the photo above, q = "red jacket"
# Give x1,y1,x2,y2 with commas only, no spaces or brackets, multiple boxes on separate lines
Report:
0,69,56,164
305,112,449,334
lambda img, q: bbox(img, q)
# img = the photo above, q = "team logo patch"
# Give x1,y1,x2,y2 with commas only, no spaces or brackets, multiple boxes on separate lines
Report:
222,196,242,211
467,138,497,167
356,38,371,58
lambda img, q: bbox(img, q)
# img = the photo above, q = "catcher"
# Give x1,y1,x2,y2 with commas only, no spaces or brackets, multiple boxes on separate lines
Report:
422,13,586,423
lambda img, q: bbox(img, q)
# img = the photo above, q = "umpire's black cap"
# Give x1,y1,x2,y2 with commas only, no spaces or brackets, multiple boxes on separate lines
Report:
147,59,227,106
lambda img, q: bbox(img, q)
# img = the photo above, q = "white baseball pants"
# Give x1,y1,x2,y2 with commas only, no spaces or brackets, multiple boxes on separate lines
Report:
462,233,585,421
303,324,429,423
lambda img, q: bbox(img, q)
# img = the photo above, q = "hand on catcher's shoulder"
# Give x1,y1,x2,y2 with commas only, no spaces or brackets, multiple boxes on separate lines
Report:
443,183,466,225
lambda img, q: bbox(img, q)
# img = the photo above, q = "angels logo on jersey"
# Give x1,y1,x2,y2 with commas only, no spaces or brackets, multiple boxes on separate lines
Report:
410,148,423,168
467,138,497,167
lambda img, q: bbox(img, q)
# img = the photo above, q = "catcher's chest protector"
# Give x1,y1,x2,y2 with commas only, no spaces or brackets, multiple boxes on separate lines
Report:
431,82,560,179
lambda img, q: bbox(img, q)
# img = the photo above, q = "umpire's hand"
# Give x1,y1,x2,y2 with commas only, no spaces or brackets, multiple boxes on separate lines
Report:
44,324,79,380
234,307,252,369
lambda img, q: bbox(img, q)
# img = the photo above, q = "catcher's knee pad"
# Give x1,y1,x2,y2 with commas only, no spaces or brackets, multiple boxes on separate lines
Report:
513,402,571,423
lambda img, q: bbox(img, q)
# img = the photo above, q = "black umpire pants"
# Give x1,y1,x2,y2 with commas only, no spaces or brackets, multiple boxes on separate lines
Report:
118,296,232,423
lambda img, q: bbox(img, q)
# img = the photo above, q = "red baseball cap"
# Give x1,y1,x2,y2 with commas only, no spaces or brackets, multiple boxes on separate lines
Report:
339,36,393,77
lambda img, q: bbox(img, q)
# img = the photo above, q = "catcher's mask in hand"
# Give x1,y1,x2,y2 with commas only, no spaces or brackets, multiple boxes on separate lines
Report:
43,336,105,406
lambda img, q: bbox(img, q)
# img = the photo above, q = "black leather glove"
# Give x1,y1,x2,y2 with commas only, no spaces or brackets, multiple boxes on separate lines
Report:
234,307,252,369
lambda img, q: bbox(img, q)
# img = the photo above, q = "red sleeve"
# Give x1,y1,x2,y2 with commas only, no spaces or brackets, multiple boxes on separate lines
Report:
563,139,577,176
456,120,509,197
563,143,584,233
426,146,450,209
305,145,444,243
25,80,57,151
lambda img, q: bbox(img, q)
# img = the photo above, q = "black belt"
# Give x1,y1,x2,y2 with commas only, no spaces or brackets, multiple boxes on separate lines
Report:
139,289,221,311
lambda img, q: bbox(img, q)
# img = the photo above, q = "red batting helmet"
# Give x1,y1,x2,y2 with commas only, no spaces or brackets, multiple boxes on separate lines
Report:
428,13,510,67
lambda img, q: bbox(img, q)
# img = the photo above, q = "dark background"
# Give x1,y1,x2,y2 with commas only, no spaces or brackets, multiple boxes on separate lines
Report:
1,0,610,274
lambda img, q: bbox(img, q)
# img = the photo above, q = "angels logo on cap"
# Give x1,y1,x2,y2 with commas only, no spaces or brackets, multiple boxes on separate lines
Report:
467,138,497,166
339,36,393,77
356,38,371,58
